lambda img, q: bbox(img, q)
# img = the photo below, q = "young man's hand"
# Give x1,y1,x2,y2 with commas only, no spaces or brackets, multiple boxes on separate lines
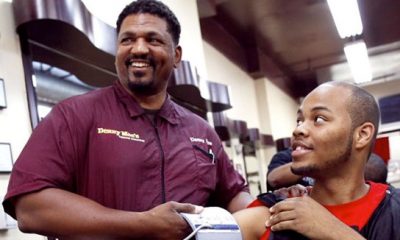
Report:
266,196,365,240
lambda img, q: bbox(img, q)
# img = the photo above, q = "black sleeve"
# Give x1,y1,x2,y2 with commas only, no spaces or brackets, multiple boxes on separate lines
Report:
267,148,293,173
266,149,293,191
360,186,400,240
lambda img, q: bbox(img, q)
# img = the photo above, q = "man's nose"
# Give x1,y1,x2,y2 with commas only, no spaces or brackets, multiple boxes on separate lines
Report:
292,122,309,138
131,39,149,55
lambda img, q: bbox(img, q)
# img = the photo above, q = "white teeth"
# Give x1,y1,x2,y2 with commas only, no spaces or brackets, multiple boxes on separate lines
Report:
130,62,149,68
296,146,305,150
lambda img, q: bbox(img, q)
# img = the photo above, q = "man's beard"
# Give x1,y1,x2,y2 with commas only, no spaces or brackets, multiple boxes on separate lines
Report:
291,135,353,178
124,55,159,96
127,71,159,96
127,80,157,96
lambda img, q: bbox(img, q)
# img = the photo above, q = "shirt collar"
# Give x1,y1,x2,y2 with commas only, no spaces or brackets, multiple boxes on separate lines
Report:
113,81,180,125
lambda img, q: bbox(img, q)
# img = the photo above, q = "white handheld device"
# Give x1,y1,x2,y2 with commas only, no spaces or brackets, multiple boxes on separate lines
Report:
180,207,242,240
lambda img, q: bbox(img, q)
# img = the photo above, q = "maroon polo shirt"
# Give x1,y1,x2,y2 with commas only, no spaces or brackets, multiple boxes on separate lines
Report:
3,81,248,217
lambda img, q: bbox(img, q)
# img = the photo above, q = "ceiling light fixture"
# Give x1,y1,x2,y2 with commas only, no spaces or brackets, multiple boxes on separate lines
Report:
343,40,372,84
327,0,363,38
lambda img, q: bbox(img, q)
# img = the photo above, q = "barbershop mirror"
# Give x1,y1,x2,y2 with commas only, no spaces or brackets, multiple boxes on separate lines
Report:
32,62,97,120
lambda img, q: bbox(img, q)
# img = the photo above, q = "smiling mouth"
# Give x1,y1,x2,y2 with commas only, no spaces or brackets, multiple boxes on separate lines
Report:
127,61,152,78
129,61,150,68
291,141,313,158
125,56,154,69
294,146,309,151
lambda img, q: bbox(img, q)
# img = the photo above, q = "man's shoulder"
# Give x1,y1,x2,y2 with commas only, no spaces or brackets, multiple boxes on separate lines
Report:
362,185,400,238
270,148,292,164
369,184,400,211
171,101,210,125
47,86,115,124
387,185,400,205
61,86,113,105
390,185,400,194
55,86,114,111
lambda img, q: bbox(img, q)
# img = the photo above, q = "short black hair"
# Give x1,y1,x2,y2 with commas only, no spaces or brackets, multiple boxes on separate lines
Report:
116,0,181,45
327,81,380,144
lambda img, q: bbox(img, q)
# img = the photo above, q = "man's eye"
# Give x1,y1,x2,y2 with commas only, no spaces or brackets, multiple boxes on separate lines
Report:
296,119,303,126
315,116,325,124
149,38,160,43
120,38,133,44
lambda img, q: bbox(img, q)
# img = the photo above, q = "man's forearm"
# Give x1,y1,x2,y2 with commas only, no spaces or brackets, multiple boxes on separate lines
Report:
14,188,151,239
268,163,302,188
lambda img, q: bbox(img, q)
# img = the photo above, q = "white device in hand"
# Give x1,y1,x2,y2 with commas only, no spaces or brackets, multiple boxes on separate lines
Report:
180,207,242,240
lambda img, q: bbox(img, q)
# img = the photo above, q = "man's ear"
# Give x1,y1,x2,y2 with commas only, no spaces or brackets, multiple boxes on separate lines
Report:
174,45,182,68
354,122,375,150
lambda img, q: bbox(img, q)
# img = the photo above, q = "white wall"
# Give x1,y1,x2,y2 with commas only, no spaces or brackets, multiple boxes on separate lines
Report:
202,41,260,128
202,40,301,194
254,78,298,192
163,0,208,78
0,1,32,167
164,0,211,100
0,1,43,239
254,78,299,139
202,41,261,195
202,41,299,139
264,80,299,139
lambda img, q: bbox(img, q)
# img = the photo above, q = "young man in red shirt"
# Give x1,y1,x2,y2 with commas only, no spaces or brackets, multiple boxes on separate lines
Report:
234,82,400,240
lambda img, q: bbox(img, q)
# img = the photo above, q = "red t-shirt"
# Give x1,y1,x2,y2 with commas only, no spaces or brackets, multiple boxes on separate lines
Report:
254,182,388,240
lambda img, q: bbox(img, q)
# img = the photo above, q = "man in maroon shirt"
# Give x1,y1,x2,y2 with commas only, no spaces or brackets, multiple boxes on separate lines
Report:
3,1,253,239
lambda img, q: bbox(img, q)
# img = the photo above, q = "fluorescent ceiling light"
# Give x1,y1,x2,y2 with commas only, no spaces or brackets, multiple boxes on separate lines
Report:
327,0,363,38
344,40,372,84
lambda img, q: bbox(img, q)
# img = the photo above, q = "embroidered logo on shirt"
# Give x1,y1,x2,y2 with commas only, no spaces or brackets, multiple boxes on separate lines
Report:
97,128,145,142
190,137,213,146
